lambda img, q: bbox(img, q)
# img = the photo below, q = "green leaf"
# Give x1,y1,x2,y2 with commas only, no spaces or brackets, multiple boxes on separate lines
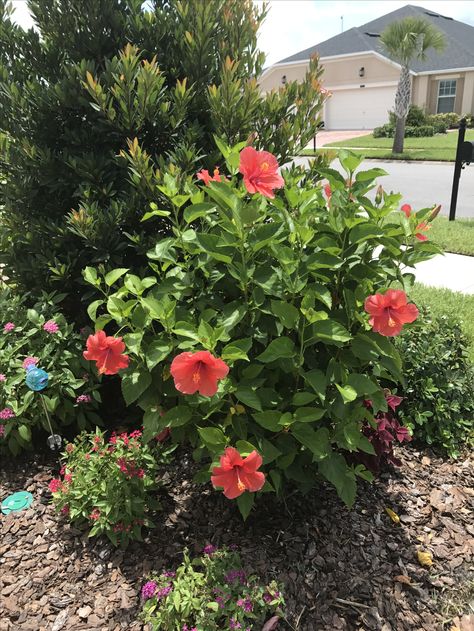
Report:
336,384,358,404
349,223,384,244
292,424,330,460
198,427,226,446
292,391,318,406
256,337,295,363
183,202,216,224
145,340,173,370
252,410,281,431
83,266,99,286
18,424,31,442
318,453,357,507
260,438,282,465
304,369,327,399
312,319,351,344
87,299,103,322
235,386,262,411
271,300,300,328
355,167,387,182
162,405,193,427
123,332,143,354
221,338,252,362
121,371,152,405
104,268,129,286
236,492,254,521
339,149,363,174
236,440,257,456
293,407,325,422
141,208,171,221
347,374,380,396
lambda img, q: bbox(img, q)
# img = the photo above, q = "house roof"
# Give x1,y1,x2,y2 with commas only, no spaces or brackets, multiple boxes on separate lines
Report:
276,4,474,72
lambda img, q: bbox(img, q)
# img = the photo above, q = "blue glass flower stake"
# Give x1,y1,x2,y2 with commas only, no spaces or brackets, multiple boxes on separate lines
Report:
25,365,62,451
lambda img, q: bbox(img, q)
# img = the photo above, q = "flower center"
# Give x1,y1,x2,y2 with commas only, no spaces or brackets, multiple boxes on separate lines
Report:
261,161,269,171
235,468,246,491
386,309,396,328
192,361,203,384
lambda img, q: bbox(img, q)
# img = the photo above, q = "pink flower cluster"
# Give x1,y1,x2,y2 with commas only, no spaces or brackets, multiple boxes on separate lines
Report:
49,478,62,493
76,394,91,404
89,508,101,521
117,457,144,479
43,320,59,334
0,374,6,382
113,518,144,533
3,322,15,333
22,356,39,370
0,408,15,420
0,424,5,438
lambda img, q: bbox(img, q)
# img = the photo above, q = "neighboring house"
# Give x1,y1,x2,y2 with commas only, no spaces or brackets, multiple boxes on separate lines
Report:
259,4,474,130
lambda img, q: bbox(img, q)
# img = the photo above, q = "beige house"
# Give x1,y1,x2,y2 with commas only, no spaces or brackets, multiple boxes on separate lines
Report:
259,4,474,130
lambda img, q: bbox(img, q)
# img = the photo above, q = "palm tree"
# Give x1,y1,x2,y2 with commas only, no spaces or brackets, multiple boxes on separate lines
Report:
380,17,445,154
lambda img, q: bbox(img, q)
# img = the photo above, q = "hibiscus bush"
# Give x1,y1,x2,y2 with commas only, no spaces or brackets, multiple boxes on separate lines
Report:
83,143,440,514
140,546,284,630
0,289,101,455
50,428,170,547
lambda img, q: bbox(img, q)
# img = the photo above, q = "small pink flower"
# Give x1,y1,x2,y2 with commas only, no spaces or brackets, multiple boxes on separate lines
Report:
61,505,70,516
22,356,39,370
3,323,15,333
0,408,15,420
63,473,73,484
0,374,5,382
76,394,91,404
43,320,59,334
65,443,74,453
49,478,62,493
89,508,100,521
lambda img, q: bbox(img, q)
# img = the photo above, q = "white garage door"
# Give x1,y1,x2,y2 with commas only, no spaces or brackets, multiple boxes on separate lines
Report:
325,85,397,130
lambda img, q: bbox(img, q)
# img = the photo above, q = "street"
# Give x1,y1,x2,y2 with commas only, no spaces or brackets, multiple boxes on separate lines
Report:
294,157,474,218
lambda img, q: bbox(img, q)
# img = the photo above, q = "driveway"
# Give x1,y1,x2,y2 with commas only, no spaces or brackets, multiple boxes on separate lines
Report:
306,130,373,148
294,157,474,218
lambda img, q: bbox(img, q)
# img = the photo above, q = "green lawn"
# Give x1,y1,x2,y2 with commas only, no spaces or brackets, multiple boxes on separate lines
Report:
410,284,474,361
429,217,474,256
301,129,474,161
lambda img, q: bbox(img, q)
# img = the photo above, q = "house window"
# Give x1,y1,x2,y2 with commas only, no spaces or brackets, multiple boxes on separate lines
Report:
437,79,456,113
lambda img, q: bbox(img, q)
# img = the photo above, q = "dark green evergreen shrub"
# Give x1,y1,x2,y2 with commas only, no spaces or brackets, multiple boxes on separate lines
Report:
0,0,325,317
389,104,426,128
396,312,474,457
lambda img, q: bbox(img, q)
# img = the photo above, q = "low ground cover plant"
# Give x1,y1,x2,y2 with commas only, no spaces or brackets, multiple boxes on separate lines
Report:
0,289,101,455
396,312,474,457
49,428,170,546
82,142,439,516
140,546,284,630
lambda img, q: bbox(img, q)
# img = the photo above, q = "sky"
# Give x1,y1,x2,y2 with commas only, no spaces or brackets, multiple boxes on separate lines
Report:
9,0,474,66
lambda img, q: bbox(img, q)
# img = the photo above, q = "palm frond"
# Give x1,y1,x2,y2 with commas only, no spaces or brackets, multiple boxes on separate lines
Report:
380,17,446,67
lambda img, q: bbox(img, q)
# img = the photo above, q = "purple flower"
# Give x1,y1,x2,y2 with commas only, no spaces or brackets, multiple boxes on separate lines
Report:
43,320,59,334
141,581,157,600
182,626,198,631
3,322,15,333
237,597,253,613
229,620,242,630
224,569,246,585
0,408,15,420
22,356,39,370
0,374,5,382
203,544,217,555
162,571,176,578
156,584,173,599
76,394,92,404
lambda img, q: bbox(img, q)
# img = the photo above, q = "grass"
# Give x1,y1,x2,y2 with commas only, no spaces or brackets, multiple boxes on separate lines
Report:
301,129,474,161
429,217,474,256
410,284,474,361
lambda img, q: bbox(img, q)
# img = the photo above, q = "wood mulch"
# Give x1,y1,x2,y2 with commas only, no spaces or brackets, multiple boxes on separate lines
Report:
0,446,473,631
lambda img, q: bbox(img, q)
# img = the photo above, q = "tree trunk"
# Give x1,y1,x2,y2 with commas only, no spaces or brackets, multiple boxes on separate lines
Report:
391,65,411,154
392,116,406,153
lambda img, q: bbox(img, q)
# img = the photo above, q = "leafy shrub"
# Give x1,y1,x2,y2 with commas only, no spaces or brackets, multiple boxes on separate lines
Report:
0,289,101,455
374,125,434,139
49,428,169,546
396,313,474,458
140,546,284,630
82,144,439,514
389,105,426,128
0,1,325,316
426,112,461,129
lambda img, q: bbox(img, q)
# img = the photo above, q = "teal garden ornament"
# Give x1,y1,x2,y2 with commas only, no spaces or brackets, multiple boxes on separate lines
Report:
25,365,62,450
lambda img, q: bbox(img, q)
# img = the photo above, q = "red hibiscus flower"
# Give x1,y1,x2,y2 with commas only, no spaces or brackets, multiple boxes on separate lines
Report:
197,167,224,186
364,289,418,337
170,350,229,397
83,330,129,375
239,146,284,199
323,183,332,200
415,221,430,241
211,447,265,499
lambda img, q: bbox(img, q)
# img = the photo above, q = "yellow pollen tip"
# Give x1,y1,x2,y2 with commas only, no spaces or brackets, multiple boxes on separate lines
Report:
261,161,269,171
237,480,246,491
192,371,200,383
388,316,396,327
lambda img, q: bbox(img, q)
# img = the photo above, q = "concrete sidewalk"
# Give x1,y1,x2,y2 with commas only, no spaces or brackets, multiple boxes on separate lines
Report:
413,252,474,294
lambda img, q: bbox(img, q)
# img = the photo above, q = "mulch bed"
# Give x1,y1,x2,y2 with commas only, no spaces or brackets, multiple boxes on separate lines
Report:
0,446,473,631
